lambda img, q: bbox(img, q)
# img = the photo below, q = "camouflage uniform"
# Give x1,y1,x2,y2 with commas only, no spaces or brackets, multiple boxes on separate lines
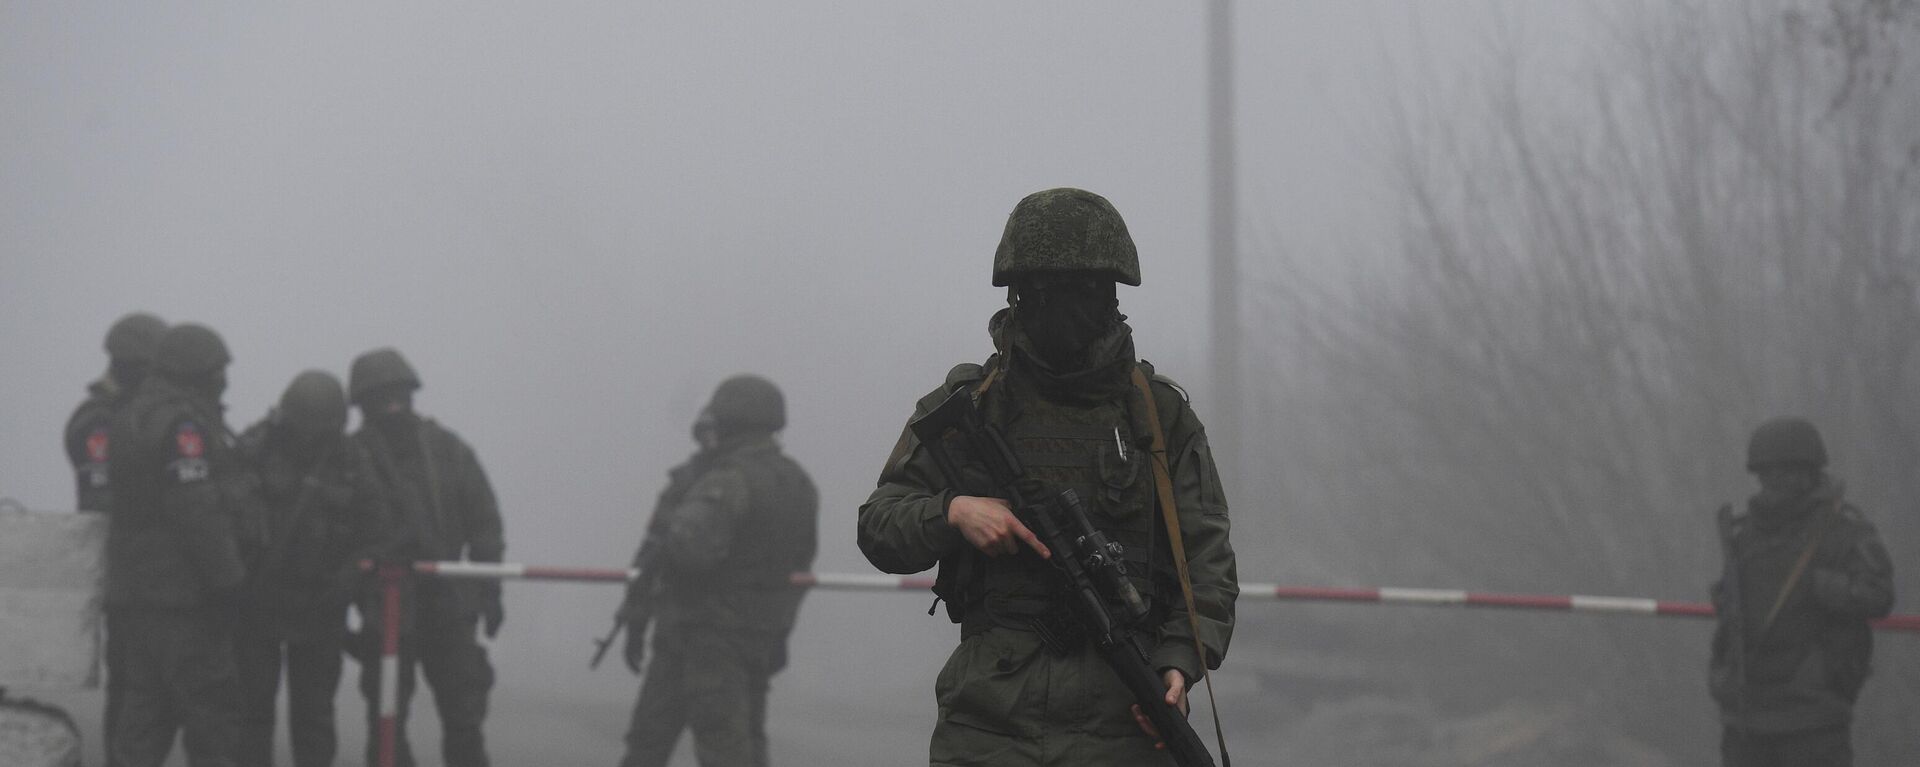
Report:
349,348,504,767
232,371,391,767
104,324,249,767
66,312,165,514
67,312,166,767
1709,418,1894,767
619,376,819,767
858,189,1238,767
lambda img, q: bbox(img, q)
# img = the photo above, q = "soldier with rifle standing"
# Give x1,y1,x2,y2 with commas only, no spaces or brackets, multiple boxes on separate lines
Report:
858,188,1239,766
612,378,818,767
1709,417,1893,767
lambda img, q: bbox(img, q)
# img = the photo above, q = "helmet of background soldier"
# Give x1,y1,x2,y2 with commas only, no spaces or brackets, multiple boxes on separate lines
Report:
103,313,167,362
1746,417,1828,470
348,348,422,404
153,324,231,378
707,375,785,433
991,187,1140,287
278,370,349,436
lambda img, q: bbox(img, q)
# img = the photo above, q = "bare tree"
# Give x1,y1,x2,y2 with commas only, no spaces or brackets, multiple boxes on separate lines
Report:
1244,1,1920,763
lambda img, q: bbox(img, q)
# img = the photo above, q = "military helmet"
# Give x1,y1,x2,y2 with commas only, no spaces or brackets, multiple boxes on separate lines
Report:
708,374,785,432
991,188,1140,287
103,312,168,362
278,370,348,435
153,323,231,378
1746,417,1828,470
348,348,422,404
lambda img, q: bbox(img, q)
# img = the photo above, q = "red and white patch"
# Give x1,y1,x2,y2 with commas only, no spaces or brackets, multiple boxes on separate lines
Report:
175,424,205,458
86,429,110,463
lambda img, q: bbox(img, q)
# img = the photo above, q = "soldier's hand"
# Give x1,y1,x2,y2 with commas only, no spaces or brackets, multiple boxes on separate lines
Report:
481,600,504,639
946,495,1050,559
1130,668,1190,748
623,621,646,675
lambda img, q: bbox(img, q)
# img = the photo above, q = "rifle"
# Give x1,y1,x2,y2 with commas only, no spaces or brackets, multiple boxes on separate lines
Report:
1714,504,1747,713
592,538,661,671
910,387,1218,767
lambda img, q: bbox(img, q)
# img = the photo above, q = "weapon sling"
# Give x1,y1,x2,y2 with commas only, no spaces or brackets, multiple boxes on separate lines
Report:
255,442,337,580
1131,368,1231,767
1757,501,1841,636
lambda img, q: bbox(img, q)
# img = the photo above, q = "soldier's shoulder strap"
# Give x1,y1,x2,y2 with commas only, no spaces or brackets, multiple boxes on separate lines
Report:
946,354,1002,398
1129,364,1230,765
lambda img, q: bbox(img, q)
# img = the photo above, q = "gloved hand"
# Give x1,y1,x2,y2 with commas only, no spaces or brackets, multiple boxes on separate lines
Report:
622,615,647,674
481,596,505,639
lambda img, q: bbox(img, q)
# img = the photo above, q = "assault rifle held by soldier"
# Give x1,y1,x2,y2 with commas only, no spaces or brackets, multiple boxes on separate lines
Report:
911,386,1219,767
594,539,662,672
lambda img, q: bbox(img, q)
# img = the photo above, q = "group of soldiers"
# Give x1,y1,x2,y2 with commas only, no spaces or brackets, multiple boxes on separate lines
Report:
61,187,1897,767
66,312,819,767
68,330,505,767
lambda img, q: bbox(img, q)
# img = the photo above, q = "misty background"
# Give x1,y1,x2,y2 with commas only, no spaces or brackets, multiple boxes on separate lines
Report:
4,2,1916,765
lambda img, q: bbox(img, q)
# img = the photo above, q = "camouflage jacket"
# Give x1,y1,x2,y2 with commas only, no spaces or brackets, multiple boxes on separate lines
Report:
1709,478,1894,732
235,419,392,638
64,376,128,513
857,357,1238,687
104,377,251,609
354,416,504,620
652,434,819,638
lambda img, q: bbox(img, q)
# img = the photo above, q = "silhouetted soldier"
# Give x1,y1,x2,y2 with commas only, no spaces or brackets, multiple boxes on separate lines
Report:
233,370,390,767
615,377,818,767
105,323,249,767
1710,417,1894,767
349,348,503,767
65,311,166,767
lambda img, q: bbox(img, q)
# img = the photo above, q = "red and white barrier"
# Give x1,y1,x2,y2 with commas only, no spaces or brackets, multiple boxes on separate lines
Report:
389,561,1920,632
362,561,1920,767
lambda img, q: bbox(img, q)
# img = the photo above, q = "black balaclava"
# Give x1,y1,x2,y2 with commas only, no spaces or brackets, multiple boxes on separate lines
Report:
1748,465,1830,529
992,273,1136,400
360,386,420,449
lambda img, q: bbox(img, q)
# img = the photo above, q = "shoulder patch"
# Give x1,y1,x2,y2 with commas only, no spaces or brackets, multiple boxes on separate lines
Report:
175,421,206,458
169,421,212,484
85,428,111,463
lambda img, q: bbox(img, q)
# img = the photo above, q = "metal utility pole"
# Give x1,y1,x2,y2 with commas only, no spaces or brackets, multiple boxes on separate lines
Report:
1207,0,1242,469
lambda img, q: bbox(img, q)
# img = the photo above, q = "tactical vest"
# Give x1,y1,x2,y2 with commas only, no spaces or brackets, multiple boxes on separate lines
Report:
940,360,1177,645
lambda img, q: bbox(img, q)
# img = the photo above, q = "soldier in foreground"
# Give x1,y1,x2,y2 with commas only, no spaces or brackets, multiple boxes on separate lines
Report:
233,370,390,767
857,188,1238,766
1710,417,1894,767
614,376,818,767
348,348,504,767
64,311,166,767
105,323,249,767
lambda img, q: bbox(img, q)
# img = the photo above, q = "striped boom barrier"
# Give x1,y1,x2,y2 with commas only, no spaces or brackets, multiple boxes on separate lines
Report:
383,561,1920,633
363,561,1920,767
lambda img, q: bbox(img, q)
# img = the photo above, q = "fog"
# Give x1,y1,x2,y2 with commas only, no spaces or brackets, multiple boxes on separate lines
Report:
5,2,1914,765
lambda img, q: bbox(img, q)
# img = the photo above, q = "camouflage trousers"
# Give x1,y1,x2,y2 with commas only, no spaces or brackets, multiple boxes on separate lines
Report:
107,607,242,767
356,612,494,767
618,625,784,767
930,626,1175,767
234,626,345,767
1721,724,1852,767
